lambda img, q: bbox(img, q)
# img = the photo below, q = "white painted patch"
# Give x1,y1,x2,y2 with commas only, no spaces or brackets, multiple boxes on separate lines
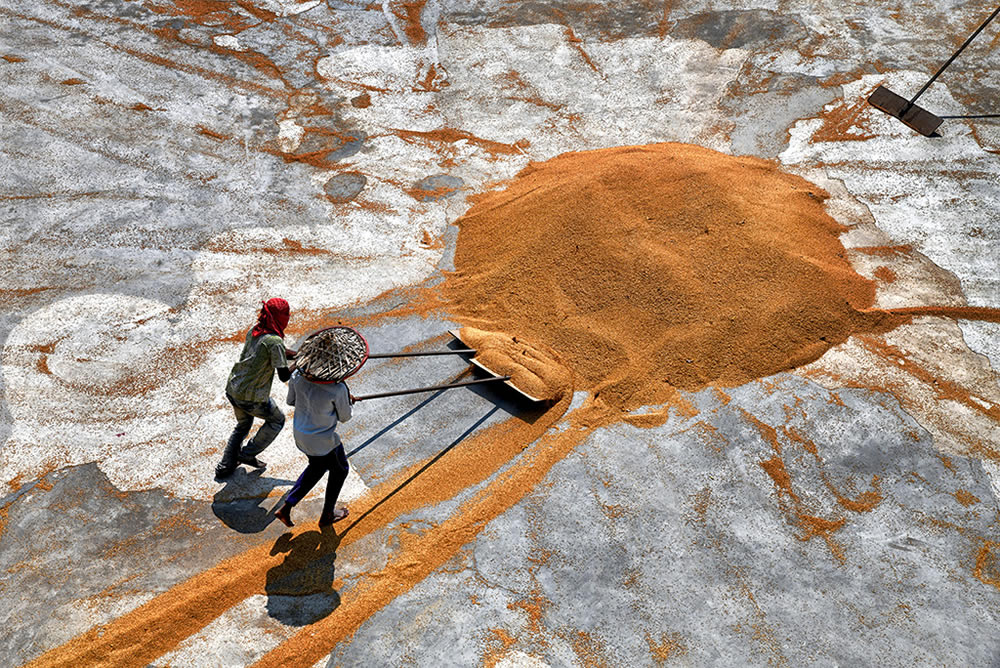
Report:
780,73,1000,308
318,25,747,163
798,320,1000,457
957,320,1000,374
980,460,1000,511
212,34,244,51
249,0,322,16
276,118,305,153
496,650,551,668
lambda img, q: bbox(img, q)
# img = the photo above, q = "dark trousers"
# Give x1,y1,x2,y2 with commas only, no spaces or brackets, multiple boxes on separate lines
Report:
219,393,286,468
285,445,349,516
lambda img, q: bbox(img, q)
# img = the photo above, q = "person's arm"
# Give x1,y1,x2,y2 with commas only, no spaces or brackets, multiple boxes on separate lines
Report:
334,383,353,423
268,337,291,382
286,374,296,406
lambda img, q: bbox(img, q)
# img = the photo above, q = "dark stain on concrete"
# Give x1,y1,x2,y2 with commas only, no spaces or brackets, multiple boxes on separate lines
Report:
411,174,464,201
443,0,667,40
670,9,810,50
324,171,368,203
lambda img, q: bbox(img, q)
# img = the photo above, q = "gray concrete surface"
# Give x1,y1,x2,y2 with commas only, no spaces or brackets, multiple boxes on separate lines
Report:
2,0,1000,666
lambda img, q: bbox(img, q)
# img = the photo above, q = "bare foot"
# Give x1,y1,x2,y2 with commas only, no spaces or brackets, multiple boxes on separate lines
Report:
274,504,294,528
319,506,349,527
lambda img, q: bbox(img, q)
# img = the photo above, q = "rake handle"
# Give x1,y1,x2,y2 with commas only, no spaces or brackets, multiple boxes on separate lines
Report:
368,349,475,358
907,4,1000,109
352,375,511,402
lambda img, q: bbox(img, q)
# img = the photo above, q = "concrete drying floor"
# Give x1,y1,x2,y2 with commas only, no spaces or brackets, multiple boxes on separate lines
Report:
3,1,1000,666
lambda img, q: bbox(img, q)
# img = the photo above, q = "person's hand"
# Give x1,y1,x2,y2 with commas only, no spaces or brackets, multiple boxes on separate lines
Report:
285,348,298,359
349,393,357,404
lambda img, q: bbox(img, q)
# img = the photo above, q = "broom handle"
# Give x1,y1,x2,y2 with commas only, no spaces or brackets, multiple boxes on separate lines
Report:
353,376,511,401
368,349,475,358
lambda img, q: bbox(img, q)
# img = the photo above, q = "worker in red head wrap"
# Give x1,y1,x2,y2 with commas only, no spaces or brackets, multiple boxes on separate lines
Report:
216,298,298,478
252,298,290,338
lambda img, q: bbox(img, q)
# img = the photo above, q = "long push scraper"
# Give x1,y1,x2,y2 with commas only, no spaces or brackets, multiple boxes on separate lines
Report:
868,5,1000,136
292,325,543,403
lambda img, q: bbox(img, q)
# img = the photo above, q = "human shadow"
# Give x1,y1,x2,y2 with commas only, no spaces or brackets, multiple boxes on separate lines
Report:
265,526,342,625
212,467,296,534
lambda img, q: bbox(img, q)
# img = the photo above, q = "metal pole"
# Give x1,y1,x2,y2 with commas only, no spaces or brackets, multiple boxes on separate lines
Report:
368,349,475,358
939,113,1000,119
905,5,1000,112
353,375,512,401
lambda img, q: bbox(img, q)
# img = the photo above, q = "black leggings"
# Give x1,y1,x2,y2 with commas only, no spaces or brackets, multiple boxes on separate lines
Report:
285,445,349,516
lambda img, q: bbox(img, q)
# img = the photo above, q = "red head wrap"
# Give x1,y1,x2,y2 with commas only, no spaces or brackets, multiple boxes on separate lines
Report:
251,298,290,339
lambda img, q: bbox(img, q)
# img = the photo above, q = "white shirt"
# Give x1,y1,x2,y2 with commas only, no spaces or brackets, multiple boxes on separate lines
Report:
286,371,353,456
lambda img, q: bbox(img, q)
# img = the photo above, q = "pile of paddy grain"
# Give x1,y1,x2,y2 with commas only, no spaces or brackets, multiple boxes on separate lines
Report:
443,143,898,411
457,327,571,401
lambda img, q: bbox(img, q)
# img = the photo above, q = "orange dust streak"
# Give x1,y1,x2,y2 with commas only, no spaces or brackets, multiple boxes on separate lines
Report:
884,306,1000,324
974,541,1000,590
392,127,526,155
742,409,782,454
759,456,798,502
